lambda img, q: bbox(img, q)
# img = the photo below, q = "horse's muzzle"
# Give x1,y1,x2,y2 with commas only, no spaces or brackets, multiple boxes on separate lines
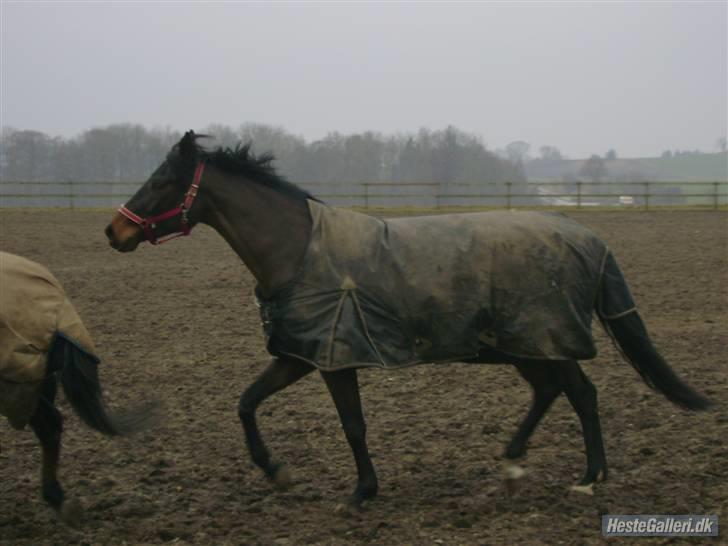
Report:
105,221,141,252
104,224,116,246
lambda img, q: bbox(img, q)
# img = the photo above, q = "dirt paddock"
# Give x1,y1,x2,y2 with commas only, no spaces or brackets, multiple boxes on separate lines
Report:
1,209,726,545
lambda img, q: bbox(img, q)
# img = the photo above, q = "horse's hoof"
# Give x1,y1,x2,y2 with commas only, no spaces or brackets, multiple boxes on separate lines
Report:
569,483,595,496
504,464,526,495
271,464,292,490
59,498,83,528
503,463,525,495
335,500,364,517
334,502,356,517
504,463,526,480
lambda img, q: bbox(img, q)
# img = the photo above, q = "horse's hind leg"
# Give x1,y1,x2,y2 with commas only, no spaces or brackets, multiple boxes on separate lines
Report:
238,357,314,487
562,361,607,491
501,361,564,490
29,376,80,524
29,378,63,508
320,368,378,508
505,361,564,461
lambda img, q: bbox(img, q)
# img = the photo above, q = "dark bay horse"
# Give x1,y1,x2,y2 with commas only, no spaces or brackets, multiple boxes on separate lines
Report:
105,131,710,507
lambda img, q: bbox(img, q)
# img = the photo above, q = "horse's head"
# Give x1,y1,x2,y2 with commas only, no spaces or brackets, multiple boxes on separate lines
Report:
105,130,206,252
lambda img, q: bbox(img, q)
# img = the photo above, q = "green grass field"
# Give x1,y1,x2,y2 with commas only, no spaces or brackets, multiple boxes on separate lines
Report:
527,152,727,183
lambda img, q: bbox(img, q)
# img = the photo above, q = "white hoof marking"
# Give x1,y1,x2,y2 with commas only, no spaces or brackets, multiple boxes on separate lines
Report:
570,483,595,496
503,463,525,495
504,463,526,481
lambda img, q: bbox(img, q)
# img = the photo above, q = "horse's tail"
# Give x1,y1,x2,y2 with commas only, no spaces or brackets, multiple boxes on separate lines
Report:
597,253,711,411
51,336,159,435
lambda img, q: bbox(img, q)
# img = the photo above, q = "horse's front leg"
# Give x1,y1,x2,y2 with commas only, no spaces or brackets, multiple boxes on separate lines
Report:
238,357,314,487
320,368,378,508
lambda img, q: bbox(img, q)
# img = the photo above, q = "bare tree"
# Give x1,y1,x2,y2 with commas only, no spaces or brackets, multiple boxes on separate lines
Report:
203,123,239,149
539,145,563,161
0,129,56,181
579,154,608,182
505,141,530,163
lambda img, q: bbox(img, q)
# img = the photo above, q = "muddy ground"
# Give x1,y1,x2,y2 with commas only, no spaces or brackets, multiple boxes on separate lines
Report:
1,209,726,545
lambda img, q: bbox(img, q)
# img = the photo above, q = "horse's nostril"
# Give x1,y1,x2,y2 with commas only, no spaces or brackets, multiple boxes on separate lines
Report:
105,225,120,249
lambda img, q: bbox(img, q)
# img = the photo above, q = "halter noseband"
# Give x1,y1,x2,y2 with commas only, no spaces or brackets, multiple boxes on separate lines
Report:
117,162,206,245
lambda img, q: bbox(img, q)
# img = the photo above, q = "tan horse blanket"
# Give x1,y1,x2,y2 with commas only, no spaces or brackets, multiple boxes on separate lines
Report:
256,201,636,371
0,252,95,428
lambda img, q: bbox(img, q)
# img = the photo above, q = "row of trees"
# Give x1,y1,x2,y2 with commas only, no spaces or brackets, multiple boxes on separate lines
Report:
0,124,526,185
0,125,179,183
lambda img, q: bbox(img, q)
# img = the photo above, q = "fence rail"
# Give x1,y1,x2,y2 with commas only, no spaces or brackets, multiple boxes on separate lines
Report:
1,180,726,210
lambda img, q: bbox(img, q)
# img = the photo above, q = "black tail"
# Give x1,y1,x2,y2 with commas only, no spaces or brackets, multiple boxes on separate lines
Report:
597,251,710,411
600,312,711,411
50,336,158,435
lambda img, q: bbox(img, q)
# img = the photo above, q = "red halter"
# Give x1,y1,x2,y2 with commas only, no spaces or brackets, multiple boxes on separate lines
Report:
118,162,206,245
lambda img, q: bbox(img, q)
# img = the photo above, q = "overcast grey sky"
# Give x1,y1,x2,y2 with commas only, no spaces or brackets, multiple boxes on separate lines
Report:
1,1,726,158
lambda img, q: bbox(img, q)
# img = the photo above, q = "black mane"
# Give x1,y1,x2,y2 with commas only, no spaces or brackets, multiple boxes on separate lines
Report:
178,140,316,203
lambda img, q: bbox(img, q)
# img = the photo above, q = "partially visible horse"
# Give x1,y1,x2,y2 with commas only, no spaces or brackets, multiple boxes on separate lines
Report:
0,252,156,525
105,131,710,507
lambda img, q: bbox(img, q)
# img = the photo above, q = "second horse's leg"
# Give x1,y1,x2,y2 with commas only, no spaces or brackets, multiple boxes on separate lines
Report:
29,376,81,525
30,397,63,508
321,368,378,508
238,356,314,486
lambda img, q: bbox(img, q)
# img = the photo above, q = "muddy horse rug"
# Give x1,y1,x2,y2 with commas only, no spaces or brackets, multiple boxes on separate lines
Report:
0,252,96,429
256,201,636,371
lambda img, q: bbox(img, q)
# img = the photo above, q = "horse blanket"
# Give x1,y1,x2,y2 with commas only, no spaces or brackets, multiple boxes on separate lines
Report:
256,201,636,371
0,252,96,428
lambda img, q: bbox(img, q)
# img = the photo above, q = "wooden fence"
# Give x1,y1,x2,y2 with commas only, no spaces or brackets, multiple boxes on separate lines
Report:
1,180,726,210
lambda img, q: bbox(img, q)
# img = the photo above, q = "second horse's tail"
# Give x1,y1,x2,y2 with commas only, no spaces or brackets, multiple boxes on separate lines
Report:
50,336,158,435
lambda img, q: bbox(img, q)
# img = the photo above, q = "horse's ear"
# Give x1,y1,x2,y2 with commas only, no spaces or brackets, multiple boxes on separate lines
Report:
179,130,197,158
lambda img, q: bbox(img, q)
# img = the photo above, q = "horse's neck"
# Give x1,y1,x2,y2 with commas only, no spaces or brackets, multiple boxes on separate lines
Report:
200,169,312,295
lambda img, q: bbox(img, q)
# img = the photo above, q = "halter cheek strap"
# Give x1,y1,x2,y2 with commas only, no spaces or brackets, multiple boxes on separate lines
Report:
118,162,205,245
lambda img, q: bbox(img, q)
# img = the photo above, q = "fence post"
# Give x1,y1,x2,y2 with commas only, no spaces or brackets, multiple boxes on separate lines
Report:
364,182,369,209
506,181,512,209
714,182,720,210
69,180,75,210
577,182,582,209
643,181,650,211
